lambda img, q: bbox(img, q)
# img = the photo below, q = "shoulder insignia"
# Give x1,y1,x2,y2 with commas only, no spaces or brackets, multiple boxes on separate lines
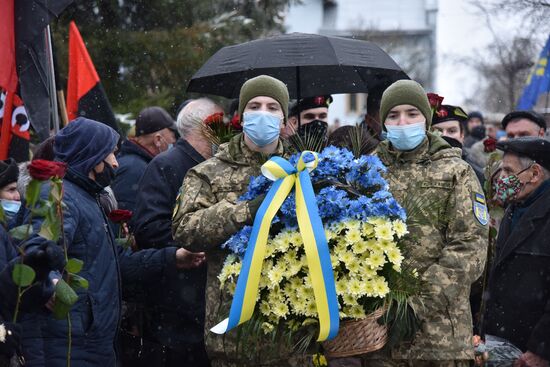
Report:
473,192,489,226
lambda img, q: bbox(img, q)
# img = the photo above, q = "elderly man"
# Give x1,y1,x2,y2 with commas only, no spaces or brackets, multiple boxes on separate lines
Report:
112,106,177,212
129,98,224,367
483,137,550,367
502,110,547,139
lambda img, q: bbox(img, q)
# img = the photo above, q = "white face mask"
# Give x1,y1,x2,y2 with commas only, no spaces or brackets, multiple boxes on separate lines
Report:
384,121,427,151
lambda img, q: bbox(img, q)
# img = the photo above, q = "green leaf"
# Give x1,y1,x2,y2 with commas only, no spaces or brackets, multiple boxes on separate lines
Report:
66,258,84,274
38,216,61,241
12,264,36,287
30,201,51,218
68,273,89,290
52,300,72,320
25,180,42,208
9,225,33,240
54,278,79,306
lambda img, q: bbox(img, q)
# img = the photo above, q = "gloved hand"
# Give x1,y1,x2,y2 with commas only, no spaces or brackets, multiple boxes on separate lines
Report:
23,241,66,281
379,303,421,349
247,194,266,218
0,322,22,359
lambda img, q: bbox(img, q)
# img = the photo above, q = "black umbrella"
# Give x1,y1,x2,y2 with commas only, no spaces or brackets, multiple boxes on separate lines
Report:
187,33,409,99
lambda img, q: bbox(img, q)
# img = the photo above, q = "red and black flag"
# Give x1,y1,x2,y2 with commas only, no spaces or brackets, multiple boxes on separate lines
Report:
0,0,73,160
66,21,119,133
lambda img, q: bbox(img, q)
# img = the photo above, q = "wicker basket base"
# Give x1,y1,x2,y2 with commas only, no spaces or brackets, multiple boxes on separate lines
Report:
322,308,388,358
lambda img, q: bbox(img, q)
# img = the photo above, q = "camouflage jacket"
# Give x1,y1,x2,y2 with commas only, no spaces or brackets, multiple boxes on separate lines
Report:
172,133,289,365
376,132,489,360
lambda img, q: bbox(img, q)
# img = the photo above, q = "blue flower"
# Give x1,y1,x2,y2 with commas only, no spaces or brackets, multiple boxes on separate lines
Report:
222,226,252,257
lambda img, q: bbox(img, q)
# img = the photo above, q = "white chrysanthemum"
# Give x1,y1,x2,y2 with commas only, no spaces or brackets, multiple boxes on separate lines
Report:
372,277,390,298
272,301,289,319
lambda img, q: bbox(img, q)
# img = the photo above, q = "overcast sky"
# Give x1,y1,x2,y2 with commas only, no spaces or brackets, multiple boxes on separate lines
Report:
436,0,493,110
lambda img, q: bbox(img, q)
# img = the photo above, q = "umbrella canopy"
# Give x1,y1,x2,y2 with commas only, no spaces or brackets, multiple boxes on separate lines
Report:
187,32,409,99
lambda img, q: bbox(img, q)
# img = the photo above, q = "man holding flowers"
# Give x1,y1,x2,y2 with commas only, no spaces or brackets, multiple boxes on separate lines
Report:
172,75,292,366
361,80,489,366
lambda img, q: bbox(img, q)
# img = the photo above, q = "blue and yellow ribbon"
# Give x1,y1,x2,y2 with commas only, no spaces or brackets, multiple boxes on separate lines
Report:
210,152,340,341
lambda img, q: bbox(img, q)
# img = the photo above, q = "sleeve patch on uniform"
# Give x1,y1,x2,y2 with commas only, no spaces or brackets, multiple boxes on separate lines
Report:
473,192,488,226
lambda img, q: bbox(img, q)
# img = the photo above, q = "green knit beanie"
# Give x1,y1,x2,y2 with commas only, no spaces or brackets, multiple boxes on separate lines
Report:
379,80,432,129
238,75,289,123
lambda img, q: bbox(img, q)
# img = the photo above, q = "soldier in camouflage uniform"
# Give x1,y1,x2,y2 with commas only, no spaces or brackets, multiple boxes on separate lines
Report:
172,75,295,366
355,80,488,366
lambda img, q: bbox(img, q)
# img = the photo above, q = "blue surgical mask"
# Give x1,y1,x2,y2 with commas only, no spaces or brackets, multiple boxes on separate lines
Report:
384,121,426,151
243,111,281,147
1,199,21,218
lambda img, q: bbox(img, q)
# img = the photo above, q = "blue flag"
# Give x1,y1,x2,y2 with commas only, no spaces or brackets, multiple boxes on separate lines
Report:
517,35,550,110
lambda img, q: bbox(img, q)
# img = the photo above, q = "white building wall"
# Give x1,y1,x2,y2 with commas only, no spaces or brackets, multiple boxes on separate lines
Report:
284,0,438,126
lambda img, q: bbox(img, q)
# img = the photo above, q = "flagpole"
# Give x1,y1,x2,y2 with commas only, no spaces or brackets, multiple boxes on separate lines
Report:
45,25,60,134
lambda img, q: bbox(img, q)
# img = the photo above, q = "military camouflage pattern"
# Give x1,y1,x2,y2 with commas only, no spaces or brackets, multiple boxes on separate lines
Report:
375,132,489,360
172,133,293,366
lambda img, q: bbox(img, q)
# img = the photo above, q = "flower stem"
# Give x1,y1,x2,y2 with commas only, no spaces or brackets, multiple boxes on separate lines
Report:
67,313,72,367
12,286,22,322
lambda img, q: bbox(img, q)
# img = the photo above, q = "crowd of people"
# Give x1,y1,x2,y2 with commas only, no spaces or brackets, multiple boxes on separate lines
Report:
0,75,549,367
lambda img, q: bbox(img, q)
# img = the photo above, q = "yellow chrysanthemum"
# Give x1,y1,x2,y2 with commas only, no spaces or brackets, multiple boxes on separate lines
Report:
345,228,362,244
367,217,386,226
352,240,368,254
366,251,386,269
348,278,363,296
305,300,318,317
372,277,390,298
267,266,285,287
346,258,361,274
364,280,375,296
343,293,358,306
348,305,366,319
291,232,303,246
374,221,394,241
386,247,403,268
261,322,275,334
361,222,375,237
392,219,409,238
259,300,271,317
272,301,289,319
339,251,355,265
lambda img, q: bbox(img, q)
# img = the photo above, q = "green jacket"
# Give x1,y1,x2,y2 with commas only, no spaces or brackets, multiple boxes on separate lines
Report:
376,133,488,360
172,133,291,365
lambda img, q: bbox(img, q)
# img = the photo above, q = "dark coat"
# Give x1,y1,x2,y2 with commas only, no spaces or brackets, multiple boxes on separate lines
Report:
112,139,153,212
131,138,207,348
483,181,550,360
0,225,17,269
19,168,178,367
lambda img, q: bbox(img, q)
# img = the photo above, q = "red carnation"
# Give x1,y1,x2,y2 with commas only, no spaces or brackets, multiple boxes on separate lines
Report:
427,93,444,109
483,137,497,153
108,209,133,223
204,112,224,127
230,114,242,130
28,160,67,180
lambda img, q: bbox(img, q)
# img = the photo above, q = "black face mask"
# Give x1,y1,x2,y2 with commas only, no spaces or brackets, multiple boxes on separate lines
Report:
94,161,115,188
297,119,328,141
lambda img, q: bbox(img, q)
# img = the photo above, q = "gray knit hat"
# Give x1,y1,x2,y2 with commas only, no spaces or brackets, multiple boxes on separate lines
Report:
379,80,432,129
238,75,289,123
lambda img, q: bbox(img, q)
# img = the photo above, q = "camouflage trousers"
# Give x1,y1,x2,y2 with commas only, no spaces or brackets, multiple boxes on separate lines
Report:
328,358,471,367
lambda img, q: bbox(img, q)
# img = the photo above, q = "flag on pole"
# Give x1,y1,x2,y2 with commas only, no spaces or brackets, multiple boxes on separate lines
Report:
66,21,119,133
0,0,17,160
517,35,550,110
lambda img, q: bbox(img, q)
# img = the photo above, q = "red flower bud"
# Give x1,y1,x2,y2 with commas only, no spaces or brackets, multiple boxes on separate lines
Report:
427,93,444,109
108,209,133,223
230,114,242,130
28,160,67,180
483,137,497,153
